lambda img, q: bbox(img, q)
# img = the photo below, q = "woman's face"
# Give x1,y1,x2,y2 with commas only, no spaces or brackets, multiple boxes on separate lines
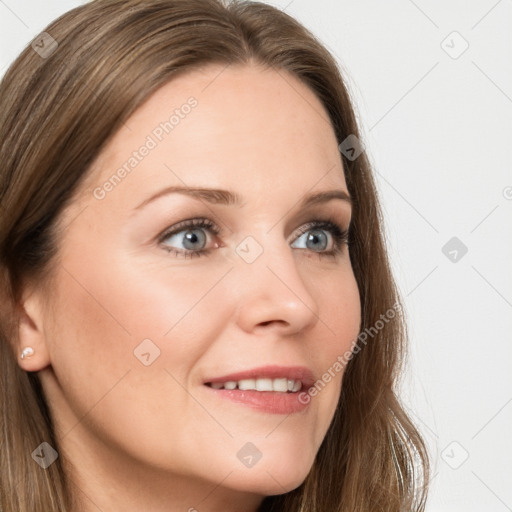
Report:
27,63,361,508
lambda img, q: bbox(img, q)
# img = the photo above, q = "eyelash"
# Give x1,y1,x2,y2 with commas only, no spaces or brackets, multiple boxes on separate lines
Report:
157,216,350,260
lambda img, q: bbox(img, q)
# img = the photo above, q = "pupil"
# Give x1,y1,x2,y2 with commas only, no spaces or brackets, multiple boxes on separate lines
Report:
308,230,326,250
183,229,205,250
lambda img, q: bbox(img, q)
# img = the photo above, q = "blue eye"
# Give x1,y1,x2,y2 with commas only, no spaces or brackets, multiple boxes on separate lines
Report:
159,218,220,259
291,220,349,257
158,217,349,259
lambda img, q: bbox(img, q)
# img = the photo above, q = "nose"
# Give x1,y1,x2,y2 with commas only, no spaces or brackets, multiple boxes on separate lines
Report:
232,234,321,337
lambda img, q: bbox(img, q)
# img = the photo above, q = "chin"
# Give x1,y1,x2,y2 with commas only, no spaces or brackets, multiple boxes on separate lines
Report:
220,451,314,496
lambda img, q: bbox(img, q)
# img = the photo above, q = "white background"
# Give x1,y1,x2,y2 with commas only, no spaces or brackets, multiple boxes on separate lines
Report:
1,1,511,510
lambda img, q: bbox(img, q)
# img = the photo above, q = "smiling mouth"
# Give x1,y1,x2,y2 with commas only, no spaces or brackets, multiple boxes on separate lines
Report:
204,377,303,393
202,364,315,414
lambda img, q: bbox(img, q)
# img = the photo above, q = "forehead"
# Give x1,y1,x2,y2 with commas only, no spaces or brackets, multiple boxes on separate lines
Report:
78,63,347,210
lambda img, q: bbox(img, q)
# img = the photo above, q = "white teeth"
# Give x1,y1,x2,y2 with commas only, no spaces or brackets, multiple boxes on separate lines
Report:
273,378,288,392
208,377,302,392
238,379,256,390
255,378,273,391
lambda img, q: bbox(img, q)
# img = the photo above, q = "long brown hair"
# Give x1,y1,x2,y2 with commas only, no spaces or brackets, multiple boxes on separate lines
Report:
0,0,429,510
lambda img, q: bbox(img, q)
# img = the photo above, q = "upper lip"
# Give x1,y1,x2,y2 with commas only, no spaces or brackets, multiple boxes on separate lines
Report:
204,365,316,389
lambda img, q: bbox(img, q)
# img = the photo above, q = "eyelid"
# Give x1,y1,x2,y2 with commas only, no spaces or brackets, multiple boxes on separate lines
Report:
157,216,349,242
156,214,350,259
157,217,220,242
292,219,350,248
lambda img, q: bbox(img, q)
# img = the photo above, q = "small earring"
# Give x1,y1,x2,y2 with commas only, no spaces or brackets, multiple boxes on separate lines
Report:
20,347,35,360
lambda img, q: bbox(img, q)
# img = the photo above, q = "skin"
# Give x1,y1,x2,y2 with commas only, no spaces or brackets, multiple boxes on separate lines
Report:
16,63,361,512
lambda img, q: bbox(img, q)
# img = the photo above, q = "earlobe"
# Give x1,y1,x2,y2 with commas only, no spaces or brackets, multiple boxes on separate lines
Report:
17,293,51,372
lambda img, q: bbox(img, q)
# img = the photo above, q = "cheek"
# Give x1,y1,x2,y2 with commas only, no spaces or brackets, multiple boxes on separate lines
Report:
48,245,227,402
317,262,361,364
45,255,227,468
308,267,361,424
57,243,219,347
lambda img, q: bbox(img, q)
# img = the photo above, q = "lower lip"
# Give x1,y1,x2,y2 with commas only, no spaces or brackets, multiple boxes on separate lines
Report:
203,385,310,414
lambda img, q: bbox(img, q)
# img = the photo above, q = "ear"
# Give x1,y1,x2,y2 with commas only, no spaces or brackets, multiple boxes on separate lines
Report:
16,289,51,372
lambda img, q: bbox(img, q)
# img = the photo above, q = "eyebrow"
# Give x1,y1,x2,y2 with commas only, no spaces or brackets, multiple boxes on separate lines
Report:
133,185,352,213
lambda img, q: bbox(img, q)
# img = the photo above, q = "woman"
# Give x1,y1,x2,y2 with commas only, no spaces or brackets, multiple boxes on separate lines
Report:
0,0,429,510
